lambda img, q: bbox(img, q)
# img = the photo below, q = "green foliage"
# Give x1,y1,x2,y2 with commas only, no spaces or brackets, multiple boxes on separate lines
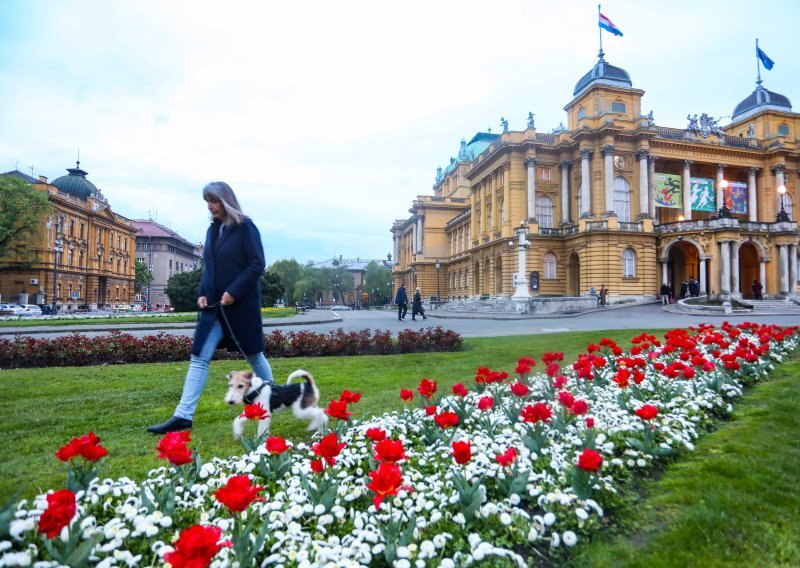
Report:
0,175,51,262
260,270,284,307
134,260,152,295
164,268,202,311
364,260,392,305
269,259,303,303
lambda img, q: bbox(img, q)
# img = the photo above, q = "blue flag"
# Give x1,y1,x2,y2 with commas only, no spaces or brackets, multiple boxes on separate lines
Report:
757,46,774,70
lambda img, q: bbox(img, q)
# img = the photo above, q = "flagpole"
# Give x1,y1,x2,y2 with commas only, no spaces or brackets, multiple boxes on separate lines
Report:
755,38,762,86
598,4,604,59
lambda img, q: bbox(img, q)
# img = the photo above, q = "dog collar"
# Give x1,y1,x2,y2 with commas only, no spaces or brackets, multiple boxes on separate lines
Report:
243,383,269,405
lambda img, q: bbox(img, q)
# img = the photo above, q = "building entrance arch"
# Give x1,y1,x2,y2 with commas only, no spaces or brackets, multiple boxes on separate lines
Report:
738,242,761,298
566,252,580,296
666,241,701,297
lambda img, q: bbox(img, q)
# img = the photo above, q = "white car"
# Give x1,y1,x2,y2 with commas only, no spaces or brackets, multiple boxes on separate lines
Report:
19,304,43,316
113,304,132,312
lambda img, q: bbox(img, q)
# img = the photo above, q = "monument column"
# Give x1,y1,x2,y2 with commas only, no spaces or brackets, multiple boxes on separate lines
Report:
748,167,759,222
559,160,570,224
683,160,693,220
525,157,537,221
716,164,727,213
602,145,615,215
731,242,740,296
580,148,593,217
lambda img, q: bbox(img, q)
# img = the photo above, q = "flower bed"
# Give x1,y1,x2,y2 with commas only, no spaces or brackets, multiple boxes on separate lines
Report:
0,327,462,369
0,322,796,567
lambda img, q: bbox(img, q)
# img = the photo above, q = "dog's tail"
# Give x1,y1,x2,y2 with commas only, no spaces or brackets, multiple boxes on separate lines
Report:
287,369,315,388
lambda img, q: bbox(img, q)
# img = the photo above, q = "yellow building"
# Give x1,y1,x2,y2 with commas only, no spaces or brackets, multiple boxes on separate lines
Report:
0,164,136,311
391,53,799,306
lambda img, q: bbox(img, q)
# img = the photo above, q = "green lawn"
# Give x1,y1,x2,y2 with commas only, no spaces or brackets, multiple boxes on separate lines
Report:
0,307,296,328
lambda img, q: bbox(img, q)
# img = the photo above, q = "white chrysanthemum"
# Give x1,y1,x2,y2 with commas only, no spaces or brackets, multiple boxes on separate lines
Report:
543,512,556,526
562,531,578,546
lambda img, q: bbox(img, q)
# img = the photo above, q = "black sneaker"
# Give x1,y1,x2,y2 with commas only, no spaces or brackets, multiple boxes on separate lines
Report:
147,416,193,435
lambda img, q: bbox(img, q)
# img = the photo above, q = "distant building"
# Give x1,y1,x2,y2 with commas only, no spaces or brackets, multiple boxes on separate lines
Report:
392,51,799,303
0,163,136,310
133,219,202,307
310,256,393,306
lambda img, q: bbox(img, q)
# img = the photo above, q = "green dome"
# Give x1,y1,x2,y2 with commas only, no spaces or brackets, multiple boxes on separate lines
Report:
50,163,98,201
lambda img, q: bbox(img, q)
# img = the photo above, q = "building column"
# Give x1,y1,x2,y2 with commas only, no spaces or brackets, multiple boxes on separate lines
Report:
716,163,727,213
661,260,668,285
526,157,537,221
648,155,657,220
469,191,476,246
636,150,650,217
699,257,707,295
772,164,786,217
760,260,766,295
683,160,693,220
748,167,759,222
480,181,488,237
490,172,498,230
559,160,570,224
789,244,797,296
720,240,731,296
602,145,615,215
580,148,593,217
731,242,740,296
779,244,789,296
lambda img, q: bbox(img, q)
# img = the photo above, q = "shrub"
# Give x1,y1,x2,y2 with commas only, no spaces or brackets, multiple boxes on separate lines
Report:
0,327,462,369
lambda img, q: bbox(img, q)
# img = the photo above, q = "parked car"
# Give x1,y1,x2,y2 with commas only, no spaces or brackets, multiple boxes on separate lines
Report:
113,304,132,312
19,304,43,316
0,303,17,316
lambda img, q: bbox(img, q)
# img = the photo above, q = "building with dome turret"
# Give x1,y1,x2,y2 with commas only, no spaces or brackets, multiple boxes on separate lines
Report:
391,49,799,309
0,163,136,311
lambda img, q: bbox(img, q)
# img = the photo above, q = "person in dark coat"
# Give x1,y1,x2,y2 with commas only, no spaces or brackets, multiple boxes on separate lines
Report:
752,279,763,300
148,181,273,434
395,283,408,321
411,287,427,321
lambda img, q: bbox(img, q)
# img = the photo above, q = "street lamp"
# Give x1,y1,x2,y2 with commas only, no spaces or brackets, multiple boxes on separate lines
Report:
776,185,790,222
434,259,441,304
51,238,63,311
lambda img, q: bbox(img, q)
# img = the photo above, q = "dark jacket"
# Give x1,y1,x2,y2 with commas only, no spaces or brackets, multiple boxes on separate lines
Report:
395,286,408,305
412,291,423,310
193,218,266,356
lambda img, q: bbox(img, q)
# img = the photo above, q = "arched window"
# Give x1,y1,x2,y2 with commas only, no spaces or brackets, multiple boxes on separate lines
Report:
543,252,557,279
614,177,631,222
536,196,554,228
622,248,636,277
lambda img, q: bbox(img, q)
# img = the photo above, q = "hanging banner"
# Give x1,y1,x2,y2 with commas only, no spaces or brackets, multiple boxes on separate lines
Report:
725,181,748,214
654,173,682,208
690,177,716,211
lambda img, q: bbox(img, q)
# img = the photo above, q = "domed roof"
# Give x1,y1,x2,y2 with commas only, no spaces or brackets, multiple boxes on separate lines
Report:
50,163,99,201
732,85,792,120
573,54,632,96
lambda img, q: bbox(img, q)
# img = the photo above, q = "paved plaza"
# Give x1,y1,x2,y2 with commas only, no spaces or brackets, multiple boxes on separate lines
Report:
2,303,798,341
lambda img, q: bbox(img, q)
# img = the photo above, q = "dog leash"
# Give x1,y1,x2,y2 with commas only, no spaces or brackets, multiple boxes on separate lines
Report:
205,301,249,360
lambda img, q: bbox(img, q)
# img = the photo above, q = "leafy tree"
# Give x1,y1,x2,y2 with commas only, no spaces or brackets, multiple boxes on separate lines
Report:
364,261,392,305
269,259,303,304
165,268,203,312
317,265,354,304
134,260,152,295
294,265,327,304
0,175,51,263
260,271,284,307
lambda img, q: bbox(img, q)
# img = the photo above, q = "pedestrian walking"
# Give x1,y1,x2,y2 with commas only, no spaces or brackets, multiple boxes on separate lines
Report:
147,181,273,435
411,287,427,321
395,283,408,321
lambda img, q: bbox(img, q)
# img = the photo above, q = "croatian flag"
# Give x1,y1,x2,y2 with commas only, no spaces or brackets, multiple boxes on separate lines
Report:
599,13,623,37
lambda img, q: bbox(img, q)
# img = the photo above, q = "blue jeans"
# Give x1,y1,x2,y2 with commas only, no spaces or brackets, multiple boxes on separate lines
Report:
174,318,273,420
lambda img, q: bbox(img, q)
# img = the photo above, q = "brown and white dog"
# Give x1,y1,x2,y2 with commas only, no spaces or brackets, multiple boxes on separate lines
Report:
224,369,328,439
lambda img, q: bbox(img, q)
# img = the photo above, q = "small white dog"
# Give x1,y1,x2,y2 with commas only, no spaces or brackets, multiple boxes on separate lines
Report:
225,368,328,439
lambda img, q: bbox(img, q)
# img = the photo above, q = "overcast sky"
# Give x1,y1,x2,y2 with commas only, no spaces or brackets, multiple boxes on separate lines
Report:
2,0,798,265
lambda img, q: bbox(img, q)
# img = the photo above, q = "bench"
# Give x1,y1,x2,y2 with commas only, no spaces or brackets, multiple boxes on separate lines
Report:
295,306,310,315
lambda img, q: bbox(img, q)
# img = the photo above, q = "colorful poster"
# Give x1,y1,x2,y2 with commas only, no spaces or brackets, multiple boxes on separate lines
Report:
655,173,682,208
690,177,716,211
725,181,748,214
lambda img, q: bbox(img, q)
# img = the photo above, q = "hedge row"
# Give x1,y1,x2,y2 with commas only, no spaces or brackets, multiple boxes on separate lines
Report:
0,327,463,369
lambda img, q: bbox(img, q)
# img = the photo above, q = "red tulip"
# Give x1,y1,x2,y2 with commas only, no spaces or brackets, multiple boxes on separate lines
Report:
510,382,530,397
240,403,269,420
451,440,472,465
635,404,658,421
400,389,414,402
37,490,76,538
366,462,407,510
577,448,603,472
163,524,229,568
55,432,108,462
495,447,518,468
339,390,362,404
365,427,387,442
156,430,193,466
520,403,552,424
312,432,346,466
373,439,407,463
324,399,353,421
452,383,468,397
434,412,459,429
213,475,265,513
477,395,494,411
265,436,290,455
417,378,438,399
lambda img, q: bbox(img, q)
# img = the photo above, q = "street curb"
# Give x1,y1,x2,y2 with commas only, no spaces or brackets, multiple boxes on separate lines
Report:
426,300,661,320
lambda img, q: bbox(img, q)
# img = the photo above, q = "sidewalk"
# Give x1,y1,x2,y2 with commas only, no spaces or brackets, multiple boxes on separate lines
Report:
427,299,660,320
0,312,343,336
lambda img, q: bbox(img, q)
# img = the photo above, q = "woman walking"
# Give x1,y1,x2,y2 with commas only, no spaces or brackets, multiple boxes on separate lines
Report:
148,181,273,434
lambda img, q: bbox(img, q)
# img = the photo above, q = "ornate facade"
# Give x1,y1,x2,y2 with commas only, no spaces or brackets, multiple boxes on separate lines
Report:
0,164,136,310
391,54,799,304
